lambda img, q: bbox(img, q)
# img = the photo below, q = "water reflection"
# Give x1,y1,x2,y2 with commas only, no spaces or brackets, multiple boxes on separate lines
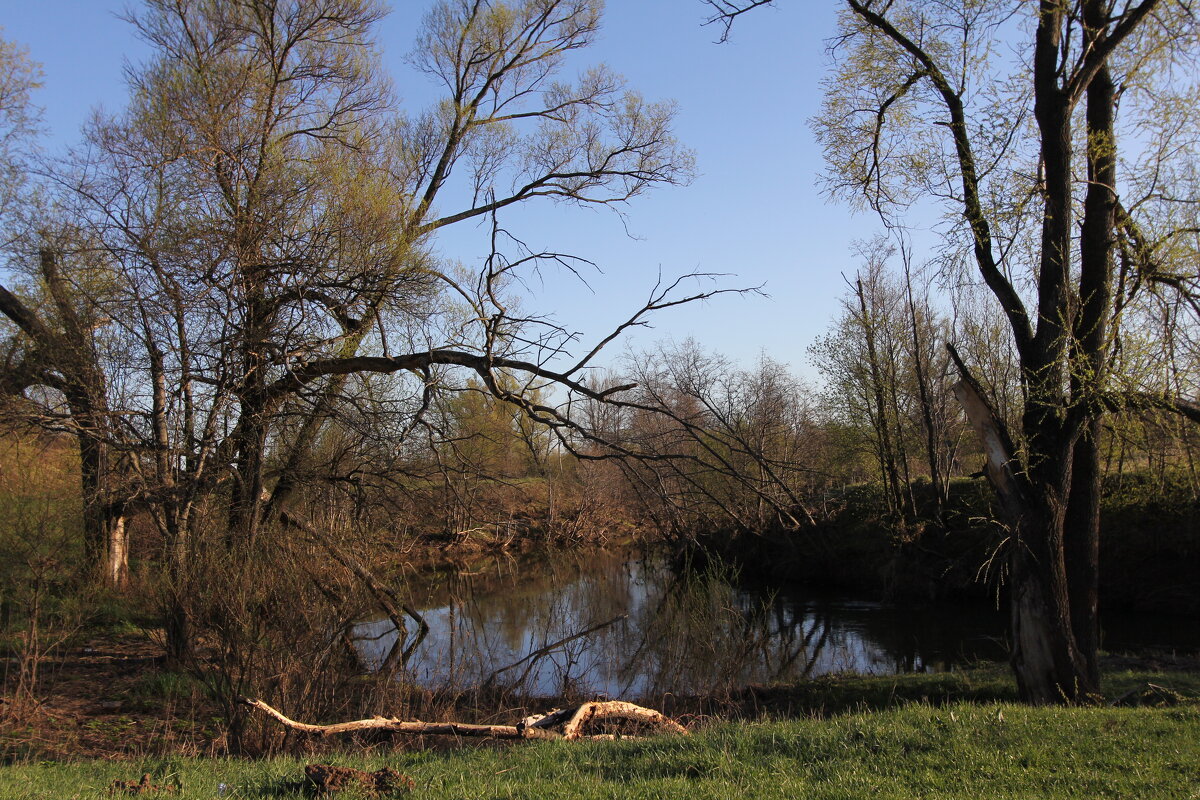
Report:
352,552,1017,699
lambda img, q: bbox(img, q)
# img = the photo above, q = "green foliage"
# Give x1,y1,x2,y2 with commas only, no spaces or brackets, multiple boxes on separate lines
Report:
708,469,1200,612
440,375,552,479
1100,472,1200,614
129,671,205,706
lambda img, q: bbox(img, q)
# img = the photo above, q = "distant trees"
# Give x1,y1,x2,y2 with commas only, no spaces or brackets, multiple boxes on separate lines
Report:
810,239,963,525
603,341,828,536
0,33,39,238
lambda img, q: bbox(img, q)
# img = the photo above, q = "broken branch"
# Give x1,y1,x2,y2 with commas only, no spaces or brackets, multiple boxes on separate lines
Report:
241,698,688,741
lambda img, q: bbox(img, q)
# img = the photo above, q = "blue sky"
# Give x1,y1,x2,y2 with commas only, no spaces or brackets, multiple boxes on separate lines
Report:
3,0,871,379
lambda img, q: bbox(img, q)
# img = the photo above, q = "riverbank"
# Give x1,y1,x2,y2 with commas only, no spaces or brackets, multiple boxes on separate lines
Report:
3,623,1197,760
698,473,1200,614
2,665,1197,798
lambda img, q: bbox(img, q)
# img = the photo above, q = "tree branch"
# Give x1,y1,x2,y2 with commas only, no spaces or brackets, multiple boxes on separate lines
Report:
847,0,1035,361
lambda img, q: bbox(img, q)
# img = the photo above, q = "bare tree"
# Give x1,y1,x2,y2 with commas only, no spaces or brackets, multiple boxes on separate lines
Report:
612,340,825,537
0,0,708,669
708,0,1200,701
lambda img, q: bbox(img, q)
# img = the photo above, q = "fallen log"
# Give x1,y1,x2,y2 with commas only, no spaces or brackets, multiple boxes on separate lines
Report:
241,698,688,741
520,700,689,740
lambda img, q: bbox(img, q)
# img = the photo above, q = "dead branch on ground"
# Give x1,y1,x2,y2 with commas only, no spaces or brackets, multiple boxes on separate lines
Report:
241,697,688,741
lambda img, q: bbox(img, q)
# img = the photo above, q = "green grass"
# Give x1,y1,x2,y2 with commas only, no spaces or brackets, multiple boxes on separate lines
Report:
128,670,204,704
737,663,1200,716
1,701,1197,799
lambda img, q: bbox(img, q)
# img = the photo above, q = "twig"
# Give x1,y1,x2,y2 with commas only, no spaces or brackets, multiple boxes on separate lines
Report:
484,614,628,688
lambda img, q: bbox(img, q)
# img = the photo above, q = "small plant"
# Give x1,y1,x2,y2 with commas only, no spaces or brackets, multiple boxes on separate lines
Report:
131,671,202,705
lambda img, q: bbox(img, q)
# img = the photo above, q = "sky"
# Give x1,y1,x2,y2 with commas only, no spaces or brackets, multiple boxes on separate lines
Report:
1,0,871,380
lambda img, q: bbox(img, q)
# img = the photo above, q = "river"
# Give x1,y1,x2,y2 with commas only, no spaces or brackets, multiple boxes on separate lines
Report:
352,548,1198,700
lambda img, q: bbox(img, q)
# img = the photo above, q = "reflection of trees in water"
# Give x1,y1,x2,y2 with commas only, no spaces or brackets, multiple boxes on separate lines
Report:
605,566,841,697
351,553,1008,698
384,551,641,693
762,598,833,681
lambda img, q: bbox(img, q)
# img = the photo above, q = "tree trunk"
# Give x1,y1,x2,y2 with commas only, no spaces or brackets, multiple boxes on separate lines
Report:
163,517,193,668
1064,419,1101,686
1009,494,1095,703
104,513,129,589
951,362,1097,702
857,279,906,522
76,416,128,590
1061,0,1118,691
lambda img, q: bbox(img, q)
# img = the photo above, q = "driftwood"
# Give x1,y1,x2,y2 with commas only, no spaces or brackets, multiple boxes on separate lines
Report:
242,697,688,741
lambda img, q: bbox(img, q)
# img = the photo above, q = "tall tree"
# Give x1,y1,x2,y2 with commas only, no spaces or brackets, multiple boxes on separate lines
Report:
0,0,703,659
0,34,136,587
708,0,1200,702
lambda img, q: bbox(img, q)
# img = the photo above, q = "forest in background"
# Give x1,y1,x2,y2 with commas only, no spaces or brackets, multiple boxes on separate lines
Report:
1,0,1199,749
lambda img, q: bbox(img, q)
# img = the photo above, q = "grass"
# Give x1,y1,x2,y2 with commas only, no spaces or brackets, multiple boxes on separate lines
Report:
732,662,1200,716
129,671,205,705
1,683,1197,799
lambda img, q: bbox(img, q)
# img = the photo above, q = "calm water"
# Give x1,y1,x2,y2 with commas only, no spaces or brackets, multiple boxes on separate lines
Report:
352,550,1198,700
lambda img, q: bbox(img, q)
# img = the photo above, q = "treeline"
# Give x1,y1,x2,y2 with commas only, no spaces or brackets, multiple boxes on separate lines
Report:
9,230,1196,598
597,241,1200,547
3,0,1200,737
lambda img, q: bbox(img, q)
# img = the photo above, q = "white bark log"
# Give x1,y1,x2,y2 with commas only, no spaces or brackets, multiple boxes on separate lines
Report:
242,698,688,741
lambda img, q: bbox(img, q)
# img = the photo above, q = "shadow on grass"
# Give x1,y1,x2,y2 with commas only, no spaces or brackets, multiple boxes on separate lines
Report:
726,663,1018,718
256,775,312,798
663,657,1200,721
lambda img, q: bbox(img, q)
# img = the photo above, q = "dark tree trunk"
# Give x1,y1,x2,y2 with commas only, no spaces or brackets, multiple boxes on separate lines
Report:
29,247,131,590
952,355,1097,703
1064,419,1102,686
997,0,1098,704
1010,480,1098,703
1061,1,1119,690
228,283,271,546
840,0,1161,704
228,402,267,546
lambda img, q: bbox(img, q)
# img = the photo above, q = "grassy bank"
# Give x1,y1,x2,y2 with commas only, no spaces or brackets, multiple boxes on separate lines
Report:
705,472,1200,613
2,701,1197,798
2,667,1198,798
